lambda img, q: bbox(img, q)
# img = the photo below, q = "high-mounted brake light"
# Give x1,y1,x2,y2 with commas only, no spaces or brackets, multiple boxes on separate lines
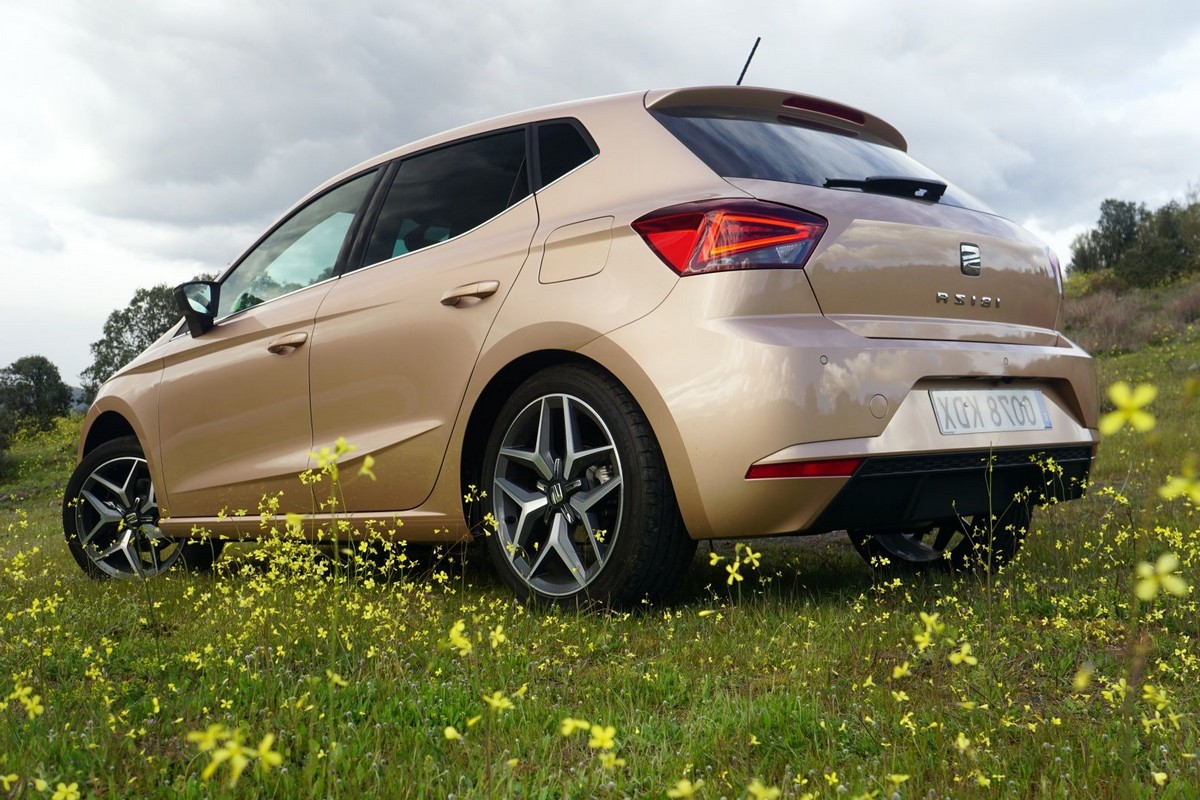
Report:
781,95,867,126
632,200,827,276
745,458,863,480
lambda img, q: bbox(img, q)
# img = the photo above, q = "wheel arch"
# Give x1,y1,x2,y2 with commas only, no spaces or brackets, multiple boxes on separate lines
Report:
82,411,138,456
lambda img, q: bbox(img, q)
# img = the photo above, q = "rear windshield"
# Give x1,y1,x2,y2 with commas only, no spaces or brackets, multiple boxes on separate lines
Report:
651,106,991,213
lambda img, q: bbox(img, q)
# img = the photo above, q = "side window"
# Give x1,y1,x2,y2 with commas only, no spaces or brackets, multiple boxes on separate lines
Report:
362,130,529,268
218,170,378,318
537,121,596,186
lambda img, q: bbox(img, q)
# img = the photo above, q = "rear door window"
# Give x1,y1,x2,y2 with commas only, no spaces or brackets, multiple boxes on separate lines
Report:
362,129,530,267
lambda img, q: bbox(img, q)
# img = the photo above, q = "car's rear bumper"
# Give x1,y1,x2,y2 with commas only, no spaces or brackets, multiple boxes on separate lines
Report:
583,272,1099,539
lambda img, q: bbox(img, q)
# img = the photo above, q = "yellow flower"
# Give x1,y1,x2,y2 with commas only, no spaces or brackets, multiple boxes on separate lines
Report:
955,732,971,753
34,778,49,792
22,693,44,719
668,778,703,798
489,625,507,649
52,783,80,800
747,779,782,799
1073,663,1094,692
888,774,910,787
447,619,473,656
202,732,250,787
443,726,463,742
598,751,626,770
1099,381,1156,436
0,775,17,792
949,642,978,666
726,561,743,585
325,669,349,688
482,691,514,713
892,662,911,679
357,454,377,482
561,717,591,736
187,723,232,752
1160,458,1200,505
1135,552,1189,601
255,733,283,771
1143,684,1170,711
891,690,909,703
1152,771,1168,786
742,547,762,569
708,552,724,566
588,724,616,750
1102,678,1128,705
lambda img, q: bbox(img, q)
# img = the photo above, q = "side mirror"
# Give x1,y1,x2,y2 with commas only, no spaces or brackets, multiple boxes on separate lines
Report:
173,281,220,337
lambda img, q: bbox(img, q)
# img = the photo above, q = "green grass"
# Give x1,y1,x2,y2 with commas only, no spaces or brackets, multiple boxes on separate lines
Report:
2,332,1199,799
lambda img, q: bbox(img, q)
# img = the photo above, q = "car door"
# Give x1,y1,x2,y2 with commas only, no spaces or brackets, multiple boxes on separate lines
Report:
308,128,537,511
157,170,379,519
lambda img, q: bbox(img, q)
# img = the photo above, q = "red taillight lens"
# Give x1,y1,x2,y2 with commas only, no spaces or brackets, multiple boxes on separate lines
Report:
633,200,826,276
745,458,863,480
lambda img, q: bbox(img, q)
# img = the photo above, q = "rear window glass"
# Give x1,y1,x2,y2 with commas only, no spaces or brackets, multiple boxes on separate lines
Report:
651,106,990,213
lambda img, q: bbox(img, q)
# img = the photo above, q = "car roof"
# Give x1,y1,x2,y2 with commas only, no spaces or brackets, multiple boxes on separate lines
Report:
294,85,903,212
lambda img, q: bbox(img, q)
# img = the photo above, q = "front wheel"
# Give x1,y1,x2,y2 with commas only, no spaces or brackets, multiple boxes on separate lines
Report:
62,437,223,580
480,365,695,606
848,505,1031,572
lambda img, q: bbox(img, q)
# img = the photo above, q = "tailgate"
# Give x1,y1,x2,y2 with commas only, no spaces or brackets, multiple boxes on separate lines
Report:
728,177,1062,345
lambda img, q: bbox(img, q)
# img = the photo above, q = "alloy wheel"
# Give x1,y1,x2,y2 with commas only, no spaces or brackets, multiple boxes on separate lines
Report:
69,455,183,578
491,393,623,597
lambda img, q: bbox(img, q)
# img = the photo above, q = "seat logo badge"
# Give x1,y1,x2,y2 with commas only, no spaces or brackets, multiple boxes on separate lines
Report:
960,243,982,276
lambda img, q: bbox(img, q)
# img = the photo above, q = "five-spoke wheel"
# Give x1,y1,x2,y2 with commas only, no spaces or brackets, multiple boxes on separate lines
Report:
63,437,221,579
481,366,694,605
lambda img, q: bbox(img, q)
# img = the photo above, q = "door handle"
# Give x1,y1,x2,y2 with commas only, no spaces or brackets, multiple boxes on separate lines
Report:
266,332,309,354
440,280,501,307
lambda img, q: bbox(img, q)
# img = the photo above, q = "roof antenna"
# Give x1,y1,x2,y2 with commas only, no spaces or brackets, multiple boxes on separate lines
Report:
736,37,761,86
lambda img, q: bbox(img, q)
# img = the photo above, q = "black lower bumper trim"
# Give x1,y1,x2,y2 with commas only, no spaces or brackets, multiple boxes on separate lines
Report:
808,445,1092,534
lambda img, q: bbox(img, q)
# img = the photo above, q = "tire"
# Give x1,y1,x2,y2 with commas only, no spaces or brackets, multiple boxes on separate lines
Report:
62,436,223,580
847,505,1031,572
480,365,695,606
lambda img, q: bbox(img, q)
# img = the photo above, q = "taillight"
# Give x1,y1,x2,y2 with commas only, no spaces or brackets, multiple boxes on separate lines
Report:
633,200,826,276
745,458,863,480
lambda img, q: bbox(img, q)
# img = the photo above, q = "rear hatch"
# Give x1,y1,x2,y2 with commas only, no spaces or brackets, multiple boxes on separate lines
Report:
646,87,1063,345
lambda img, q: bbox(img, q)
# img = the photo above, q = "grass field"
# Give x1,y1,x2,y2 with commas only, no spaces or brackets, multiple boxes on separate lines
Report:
2,325,1198,799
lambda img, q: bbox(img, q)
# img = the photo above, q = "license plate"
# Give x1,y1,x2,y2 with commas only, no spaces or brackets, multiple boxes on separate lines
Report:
929,388,1052,435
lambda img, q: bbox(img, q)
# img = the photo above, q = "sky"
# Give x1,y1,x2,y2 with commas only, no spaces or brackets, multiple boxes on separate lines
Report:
3,0,1200,384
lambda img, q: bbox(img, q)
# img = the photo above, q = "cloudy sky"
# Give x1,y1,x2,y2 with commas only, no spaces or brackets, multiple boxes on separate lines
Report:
3,0,1199,383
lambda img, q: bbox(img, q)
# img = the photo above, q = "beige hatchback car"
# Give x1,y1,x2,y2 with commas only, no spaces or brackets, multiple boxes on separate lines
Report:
64,86,1098,604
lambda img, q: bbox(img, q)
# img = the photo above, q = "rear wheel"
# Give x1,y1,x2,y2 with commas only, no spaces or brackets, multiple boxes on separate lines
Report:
848,505,1031,571
63,437,223,580
480,365,695,606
